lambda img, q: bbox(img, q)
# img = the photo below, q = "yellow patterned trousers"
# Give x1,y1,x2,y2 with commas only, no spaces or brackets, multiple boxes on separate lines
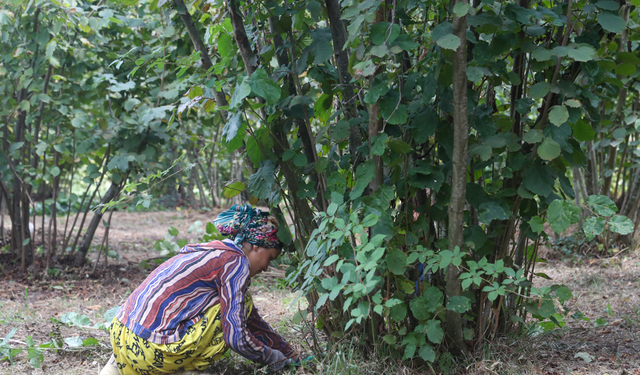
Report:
109,296,253,375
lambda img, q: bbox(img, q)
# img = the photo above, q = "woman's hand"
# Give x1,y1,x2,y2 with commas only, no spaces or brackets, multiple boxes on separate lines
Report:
266,349,293,373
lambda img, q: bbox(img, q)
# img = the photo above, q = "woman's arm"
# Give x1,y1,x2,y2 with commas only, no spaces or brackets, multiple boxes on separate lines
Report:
218,254,273,363
246,305,299,360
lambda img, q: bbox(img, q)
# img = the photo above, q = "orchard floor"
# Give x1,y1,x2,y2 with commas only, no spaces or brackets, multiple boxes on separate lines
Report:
0,210,638,374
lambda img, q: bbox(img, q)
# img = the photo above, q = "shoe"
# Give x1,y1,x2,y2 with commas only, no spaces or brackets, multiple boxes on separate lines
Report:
99,354,120,375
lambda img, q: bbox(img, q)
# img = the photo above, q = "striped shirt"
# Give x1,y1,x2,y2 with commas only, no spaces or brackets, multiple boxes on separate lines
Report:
115,239,294,363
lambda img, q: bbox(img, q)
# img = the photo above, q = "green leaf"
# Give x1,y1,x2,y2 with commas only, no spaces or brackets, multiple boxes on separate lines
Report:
362,214,379,227
573,120,595,141
350,161,375,199
248,69,281,105
446,296,471,313
418,320,444,344
555,286,572,301
547,200,580,233
538,299,555,318
583,216,606,240
388,140,411,154
523,129,543,144
411,287,443,319
453,2,470,17
64,336,84,348
364,75,390,105
50,166,61,177
529,82,551,99
568,45,597,62
478,201,509,222
370,22,401,46
168,226,179,236
615,63,636,76
371,134,388,156
223,181,245,198
596,0,621,11
530,216,545,234
230,79,251,109
537,137,561,161
223,112,243,143
307,1,321,21
565,99,581,108
436,34,461,50
548,105,569,126
403,344,416,359
9,142,24,154
609,215,634,235
82,337,99,346
315,157,328,172
390,302,407,321
46,40,57,59
386,249,407,275
218,33,233,58
379,97,408,125
587,195,617,217
411,108,438,143
313,41,333,64
248,160,276,200
124,98,140,111
466,66,485,83
293,154,307,167
531,48,552,61
598,11,627,34
418,345,436,362
575,352,594,363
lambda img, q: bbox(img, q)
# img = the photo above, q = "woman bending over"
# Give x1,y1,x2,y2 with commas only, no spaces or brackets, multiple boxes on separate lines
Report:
100,204,298,375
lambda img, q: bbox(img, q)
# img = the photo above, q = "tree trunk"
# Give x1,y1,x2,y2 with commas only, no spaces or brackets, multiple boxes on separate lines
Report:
444,0,469,356
74,183,120,267
324,0,363,162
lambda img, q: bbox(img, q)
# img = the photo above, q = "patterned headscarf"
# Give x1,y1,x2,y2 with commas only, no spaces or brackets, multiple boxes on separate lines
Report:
213,204,283,250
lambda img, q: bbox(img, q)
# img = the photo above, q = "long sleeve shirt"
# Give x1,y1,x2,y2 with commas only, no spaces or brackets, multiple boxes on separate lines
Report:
115,239,295,363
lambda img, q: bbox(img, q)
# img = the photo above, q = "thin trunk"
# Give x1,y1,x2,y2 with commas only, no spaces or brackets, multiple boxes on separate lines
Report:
585,141,597,195
535,0,573,133
208,122,221,207
0,189,4,240
445,0,469,356
69,157,107,255
603,5,630,197
368,7,385,192
622,170,640,218
92,209,114,274
228,0,257,76
573,168,584,228
172,0,229,114
61,134,76,246
74,183,120,267
48,123,61,261
324,0,363,162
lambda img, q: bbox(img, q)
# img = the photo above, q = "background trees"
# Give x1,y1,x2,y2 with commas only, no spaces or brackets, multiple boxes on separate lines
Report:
1,0,639,364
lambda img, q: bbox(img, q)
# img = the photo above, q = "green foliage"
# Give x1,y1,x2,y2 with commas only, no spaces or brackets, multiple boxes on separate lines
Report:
2,0,639,366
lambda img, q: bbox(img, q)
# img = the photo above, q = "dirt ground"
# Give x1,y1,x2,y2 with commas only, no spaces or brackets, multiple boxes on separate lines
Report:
0,211,639,374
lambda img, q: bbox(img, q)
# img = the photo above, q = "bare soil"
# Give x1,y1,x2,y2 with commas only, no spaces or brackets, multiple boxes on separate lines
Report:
0,211,639,374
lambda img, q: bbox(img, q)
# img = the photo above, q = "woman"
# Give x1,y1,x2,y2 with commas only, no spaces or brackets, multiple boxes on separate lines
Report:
100,205,299,375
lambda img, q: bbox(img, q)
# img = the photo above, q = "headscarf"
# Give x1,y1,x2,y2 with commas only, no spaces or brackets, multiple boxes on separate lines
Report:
212,204,283,250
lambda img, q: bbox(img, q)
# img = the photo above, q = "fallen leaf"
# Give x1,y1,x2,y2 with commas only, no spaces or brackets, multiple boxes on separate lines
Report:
87,305,102,310
575,352,594,363
601,329,611,334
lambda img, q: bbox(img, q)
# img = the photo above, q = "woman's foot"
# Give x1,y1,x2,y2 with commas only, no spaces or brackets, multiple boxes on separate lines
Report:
99,354,120,375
